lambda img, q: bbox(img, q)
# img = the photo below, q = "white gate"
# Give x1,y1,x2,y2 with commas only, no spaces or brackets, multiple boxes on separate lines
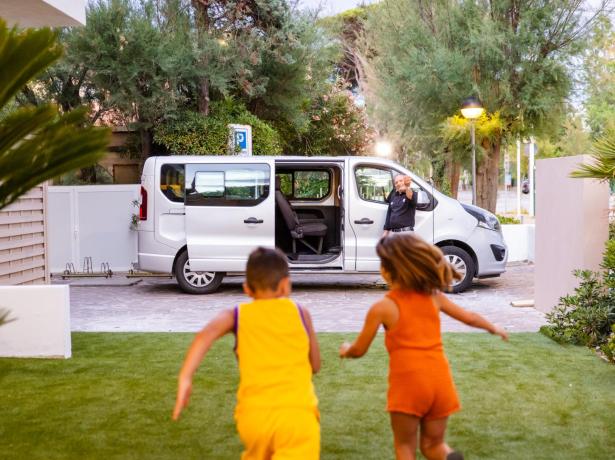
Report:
47,185,140,273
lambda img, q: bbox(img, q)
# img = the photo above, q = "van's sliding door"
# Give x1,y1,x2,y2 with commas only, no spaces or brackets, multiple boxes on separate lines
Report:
184,159,275,272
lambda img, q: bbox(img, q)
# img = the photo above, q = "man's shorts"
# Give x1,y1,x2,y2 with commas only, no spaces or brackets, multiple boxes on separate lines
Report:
235,407,320,460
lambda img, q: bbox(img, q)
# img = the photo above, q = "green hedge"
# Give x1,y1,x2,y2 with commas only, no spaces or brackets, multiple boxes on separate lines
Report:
154,100,283,156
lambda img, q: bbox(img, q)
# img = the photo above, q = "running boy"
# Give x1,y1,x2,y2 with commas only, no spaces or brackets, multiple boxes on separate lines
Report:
339,233,508,460
173,247,321,460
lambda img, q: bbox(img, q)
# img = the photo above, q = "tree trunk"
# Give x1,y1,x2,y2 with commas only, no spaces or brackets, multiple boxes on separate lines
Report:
140,128,152,164
476,136,501,213
193,1,211,116
197,77,210,116
447,158,461,199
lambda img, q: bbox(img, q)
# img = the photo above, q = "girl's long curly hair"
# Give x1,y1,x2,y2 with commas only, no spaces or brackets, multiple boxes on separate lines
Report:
376,233,461,294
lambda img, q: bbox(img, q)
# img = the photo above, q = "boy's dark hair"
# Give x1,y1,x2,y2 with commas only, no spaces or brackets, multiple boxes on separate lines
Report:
246,247,289,291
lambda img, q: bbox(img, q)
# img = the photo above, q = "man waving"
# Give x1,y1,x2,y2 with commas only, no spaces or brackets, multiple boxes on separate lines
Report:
383,174,417,236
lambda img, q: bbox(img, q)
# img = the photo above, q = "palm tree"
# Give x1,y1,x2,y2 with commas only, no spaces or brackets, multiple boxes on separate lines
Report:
571,131,615,181
0,19,110,210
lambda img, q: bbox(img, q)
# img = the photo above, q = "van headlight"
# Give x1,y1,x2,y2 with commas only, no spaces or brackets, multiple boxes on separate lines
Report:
461,204,501,232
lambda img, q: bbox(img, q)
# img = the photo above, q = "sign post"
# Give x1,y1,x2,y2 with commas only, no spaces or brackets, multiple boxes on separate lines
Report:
228,124,252,156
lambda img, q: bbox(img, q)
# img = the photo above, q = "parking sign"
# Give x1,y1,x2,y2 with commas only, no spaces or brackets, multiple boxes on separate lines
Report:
228,124,252,156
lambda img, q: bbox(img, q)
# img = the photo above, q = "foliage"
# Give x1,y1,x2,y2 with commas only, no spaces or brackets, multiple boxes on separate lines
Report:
541,239,615,362
25,0,348,159
584,15,615,137
360,0,604,212
571,129,615,180
535,115,592,159
154,99,282,155
497,215,521,225
283,81,375,156
0,20,109,209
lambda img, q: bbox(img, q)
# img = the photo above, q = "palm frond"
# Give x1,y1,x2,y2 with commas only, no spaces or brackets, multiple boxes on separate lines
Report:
0,20,110,210
571,131,615,181
0,19,62,110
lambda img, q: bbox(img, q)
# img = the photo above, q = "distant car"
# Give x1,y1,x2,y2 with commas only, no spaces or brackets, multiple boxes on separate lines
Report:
522,179,530,194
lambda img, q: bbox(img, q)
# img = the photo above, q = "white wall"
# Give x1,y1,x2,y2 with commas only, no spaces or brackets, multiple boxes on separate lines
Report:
0,285,71,358
502,224,535,262
48,185,140,273
0,0,85,27
534,155,610,313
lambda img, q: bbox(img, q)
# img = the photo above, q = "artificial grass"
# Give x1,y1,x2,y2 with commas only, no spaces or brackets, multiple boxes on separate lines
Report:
0,333,613,459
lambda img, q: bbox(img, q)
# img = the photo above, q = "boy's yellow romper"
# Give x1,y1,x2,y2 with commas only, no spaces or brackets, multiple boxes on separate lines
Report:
234,298,320,460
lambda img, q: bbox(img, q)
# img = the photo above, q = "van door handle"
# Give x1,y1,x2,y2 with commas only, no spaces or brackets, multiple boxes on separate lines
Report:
244,217,264,224
354,218,374,224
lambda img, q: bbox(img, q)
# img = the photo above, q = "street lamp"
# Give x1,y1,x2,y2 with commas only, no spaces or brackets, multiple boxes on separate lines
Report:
461,96,484,205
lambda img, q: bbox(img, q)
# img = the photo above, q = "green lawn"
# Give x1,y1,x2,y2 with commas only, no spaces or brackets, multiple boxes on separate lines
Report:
1,333,613,459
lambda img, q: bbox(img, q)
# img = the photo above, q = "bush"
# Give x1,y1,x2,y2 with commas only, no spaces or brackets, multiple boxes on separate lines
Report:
497,215,521,225
540,239,615,362
283,81,375,156
154,99,283,156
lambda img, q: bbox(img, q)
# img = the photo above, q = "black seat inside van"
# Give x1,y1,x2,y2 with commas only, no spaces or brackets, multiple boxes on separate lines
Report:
275,177,328,254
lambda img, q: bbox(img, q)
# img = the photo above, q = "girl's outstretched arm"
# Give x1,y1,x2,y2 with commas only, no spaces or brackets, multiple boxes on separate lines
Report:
340,297,397,358
435,292,508,340
172,309,235,420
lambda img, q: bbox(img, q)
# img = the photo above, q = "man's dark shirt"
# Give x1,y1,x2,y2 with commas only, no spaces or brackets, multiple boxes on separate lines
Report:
384,189,418,230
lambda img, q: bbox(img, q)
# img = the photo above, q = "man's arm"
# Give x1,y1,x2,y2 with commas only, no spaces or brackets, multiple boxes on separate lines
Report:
383,190,393,232
403,176,414,200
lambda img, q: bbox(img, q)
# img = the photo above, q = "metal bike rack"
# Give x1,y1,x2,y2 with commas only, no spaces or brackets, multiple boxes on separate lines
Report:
61,257,113,279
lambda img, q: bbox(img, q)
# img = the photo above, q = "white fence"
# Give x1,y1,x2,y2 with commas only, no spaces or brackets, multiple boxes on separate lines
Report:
47,185,140,273
502,224,535,262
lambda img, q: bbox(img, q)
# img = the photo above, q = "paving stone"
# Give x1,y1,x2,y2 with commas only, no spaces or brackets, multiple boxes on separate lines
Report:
64,263,545,333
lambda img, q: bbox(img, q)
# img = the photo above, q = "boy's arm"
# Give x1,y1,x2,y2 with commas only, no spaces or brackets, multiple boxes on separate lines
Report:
300,307,321,374
434,292,508,340
339,298,391,358
172,309,235,420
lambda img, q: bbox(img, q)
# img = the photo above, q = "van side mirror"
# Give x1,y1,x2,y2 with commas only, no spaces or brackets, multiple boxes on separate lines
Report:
416,190,430,207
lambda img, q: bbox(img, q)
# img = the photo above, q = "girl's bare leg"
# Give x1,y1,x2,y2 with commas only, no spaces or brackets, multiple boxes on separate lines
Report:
390,412,420,460
419,417,453,460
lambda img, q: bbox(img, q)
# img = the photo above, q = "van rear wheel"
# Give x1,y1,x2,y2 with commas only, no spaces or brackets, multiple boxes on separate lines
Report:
175,251,224,294
441,246,475,293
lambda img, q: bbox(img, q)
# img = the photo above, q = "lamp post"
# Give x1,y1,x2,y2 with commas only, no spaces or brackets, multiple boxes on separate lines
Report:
460,96,484,206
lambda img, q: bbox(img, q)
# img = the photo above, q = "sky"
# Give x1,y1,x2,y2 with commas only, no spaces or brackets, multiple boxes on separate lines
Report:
297,0,381,16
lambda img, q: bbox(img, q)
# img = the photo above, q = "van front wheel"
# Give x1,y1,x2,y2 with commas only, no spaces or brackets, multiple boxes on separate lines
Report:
175,251,224,294
440,246,475,294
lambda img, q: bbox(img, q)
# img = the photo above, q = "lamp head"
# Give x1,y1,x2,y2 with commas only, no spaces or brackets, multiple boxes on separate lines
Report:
461,96,484,120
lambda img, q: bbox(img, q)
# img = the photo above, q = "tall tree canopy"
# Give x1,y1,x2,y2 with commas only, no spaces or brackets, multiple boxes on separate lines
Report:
361,0,608,211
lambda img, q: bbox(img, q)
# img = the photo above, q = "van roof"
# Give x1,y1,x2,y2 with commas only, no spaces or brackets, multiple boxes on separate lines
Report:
147,155,400,163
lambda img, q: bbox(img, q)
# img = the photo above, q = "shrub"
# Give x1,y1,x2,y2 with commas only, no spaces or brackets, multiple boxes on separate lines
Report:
283,81,375,156
497,215,521,225
154,99,283,156
541,239,615,362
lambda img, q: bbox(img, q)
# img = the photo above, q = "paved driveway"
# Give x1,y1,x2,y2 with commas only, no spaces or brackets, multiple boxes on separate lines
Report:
59,263,545,333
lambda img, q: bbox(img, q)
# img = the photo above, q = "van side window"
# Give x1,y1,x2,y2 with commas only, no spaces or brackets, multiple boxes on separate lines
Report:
185,163,270,206
160,164,185,203
275,170,330,200
355,166,393,203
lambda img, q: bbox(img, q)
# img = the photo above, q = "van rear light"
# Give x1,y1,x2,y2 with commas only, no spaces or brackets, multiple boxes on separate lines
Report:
140,186,148,220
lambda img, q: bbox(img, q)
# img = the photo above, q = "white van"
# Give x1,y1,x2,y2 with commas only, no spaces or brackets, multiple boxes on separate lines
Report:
137,156,507,294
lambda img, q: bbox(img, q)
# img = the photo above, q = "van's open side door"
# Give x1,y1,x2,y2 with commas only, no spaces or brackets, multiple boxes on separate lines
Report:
184,159,275,272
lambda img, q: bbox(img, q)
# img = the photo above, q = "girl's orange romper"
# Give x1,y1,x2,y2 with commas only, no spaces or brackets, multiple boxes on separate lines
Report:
385,289,460,420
